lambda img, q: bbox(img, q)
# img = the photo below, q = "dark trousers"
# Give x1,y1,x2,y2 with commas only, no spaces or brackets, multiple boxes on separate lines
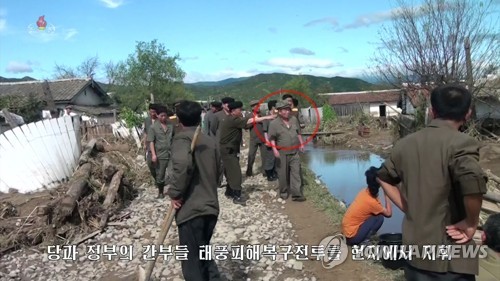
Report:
146,151,156,180
178,215,221,281
263,146,276,172
221,147,242,191
404,265,475,281
276,152,303,197
246,141,265,174
154,158,169,187
346,215,384,245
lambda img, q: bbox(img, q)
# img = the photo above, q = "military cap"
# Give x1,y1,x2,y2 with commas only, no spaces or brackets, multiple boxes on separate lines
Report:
275,101,291,110
250,100,260,107
228,101,243,110
211,101,222,108
221,97,235,104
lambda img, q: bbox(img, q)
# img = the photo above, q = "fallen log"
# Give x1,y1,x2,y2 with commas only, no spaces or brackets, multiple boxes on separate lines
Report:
79,139,97,165
51,163,92,226
99,170,124,230
96,141,130,153
102,156,118,182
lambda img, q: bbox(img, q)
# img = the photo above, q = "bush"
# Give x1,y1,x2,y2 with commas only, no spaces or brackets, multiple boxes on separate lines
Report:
119,107,145,129
321,103,337,130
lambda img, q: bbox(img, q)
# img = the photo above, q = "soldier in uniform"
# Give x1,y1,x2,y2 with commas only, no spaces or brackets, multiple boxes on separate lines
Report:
147,105,175,198
262,100,278,181
166,100,222,281
245,100,267,177
268,101,306,202
204,101,222,137
144,103,159,181
377,84,487,281
170,99,185,135
219,101,275,205
210,97,235,187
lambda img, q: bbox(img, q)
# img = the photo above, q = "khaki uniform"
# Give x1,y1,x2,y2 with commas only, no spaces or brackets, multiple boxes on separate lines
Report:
268,116,303,198
165,126,222,280
202,110,214,135
144,116,156,180
147,121,175,190
262,118,277,174
211,110,230,184
219,115,251,193
377,119,487,276
246,113,266,176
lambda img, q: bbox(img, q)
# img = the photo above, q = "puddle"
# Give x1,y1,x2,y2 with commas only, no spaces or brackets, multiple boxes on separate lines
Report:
302,146,404,234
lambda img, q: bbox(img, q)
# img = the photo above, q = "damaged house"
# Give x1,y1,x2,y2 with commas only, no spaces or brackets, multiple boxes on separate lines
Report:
0,78,117,125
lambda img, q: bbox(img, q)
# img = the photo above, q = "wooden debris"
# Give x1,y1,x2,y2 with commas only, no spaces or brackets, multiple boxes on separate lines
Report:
96,140,130,153
102,156,118,182
485,169,500,185
482,200,500,214
72,230,100,245
99,170,124,230
51,163,92,226
484,192,500,204
79,139,97,165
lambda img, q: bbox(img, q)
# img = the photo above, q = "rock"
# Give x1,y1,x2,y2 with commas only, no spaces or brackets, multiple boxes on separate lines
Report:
133,229,144,239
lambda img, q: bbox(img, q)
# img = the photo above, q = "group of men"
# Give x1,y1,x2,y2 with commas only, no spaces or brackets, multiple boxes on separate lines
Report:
200,94,307,205
140,95,308,280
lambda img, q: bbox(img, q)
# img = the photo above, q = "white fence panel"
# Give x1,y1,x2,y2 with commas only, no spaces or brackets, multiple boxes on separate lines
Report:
0,116,81,193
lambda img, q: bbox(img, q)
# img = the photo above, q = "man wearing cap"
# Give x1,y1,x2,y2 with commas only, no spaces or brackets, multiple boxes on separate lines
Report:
245,100,267,177
147,105,175,199
204,101,222,137
262,100,278,181
210,97,235,187
144,103,159,182
268,101,306,202
219,101,276,205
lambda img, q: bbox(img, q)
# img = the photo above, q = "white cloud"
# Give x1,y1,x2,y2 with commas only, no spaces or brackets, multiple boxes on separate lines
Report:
64,28,78,40
289,48,315,56
261,58,343,71
28,26,78,43
99,0,125,8
304,17,339,28
6,61,35,73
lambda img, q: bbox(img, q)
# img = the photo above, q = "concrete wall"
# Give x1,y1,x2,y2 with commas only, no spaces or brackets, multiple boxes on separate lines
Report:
72,87,104,106
369,102,401,117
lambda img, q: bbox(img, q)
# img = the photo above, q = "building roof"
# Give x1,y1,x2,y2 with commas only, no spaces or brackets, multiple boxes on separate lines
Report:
328,90,401,105
72,105,117,116
0,78,109,104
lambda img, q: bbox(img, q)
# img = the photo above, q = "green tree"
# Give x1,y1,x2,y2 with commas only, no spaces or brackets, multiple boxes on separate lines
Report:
112,39,188,111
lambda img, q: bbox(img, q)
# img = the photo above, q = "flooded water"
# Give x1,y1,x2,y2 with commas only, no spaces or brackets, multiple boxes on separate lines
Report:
302,146,404,235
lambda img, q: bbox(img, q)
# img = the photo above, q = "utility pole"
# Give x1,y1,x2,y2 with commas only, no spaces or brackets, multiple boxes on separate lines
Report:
464,37,476,119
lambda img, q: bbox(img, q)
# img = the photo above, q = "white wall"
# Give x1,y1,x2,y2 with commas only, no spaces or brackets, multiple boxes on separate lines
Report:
369,102,401,117
0,116,81,193
72,87,104,106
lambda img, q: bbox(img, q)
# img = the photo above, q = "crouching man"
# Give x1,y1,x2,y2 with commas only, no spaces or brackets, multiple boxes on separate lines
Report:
165,101,222,281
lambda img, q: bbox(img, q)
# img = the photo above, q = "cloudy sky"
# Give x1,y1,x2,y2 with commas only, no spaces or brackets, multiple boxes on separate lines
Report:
0,0,497,83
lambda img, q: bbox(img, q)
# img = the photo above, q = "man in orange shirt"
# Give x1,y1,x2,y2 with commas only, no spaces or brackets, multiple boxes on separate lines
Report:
342,166,392,245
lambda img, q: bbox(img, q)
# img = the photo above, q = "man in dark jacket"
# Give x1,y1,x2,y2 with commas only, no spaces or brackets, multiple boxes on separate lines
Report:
219,101,276,205
246,100,266,177
166,100,222,281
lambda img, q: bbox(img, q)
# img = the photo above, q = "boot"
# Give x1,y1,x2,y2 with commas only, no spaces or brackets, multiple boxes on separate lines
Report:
265,170,277,181
245,168,253,177
157,185,165,199
224,186,234,198
232,190,246,206
273,169,278,179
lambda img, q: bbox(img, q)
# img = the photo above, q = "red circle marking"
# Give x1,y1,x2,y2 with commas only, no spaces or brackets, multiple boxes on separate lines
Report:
251,89,320,151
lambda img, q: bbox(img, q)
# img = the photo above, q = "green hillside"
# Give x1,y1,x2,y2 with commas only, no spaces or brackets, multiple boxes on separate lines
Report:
185,73,378,104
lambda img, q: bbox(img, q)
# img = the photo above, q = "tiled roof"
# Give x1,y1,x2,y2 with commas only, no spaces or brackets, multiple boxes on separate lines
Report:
328,90,401,105
0,78,107,102
72,105,118,116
